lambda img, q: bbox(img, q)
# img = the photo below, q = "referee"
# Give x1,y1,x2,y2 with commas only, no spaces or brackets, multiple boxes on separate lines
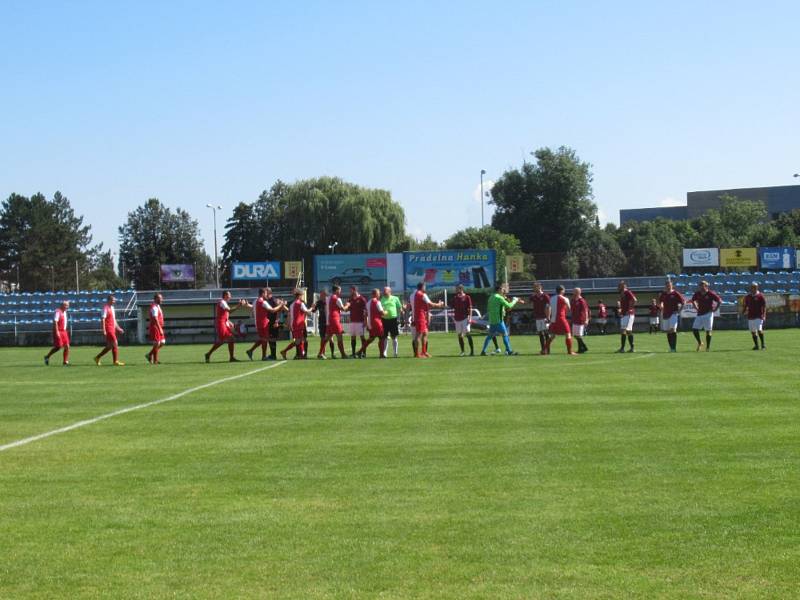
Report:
380,286,403,358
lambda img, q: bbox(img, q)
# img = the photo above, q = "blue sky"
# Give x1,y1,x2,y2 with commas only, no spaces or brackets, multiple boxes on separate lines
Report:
1,0,798,258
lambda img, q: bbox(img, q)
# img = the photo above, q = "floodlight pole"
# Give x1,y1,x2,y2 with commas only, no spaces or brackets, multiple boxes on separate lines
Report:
480,169,486,228
206,204,222,289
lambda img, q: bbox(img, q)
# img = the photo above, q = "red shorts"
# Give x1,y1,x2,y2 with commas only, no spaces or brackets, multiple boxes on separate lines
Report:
549,318,570,335
292,325,306,340
327,320,343,336
415,320,429,334
149,327,165,343
256,325,270,340
105,332,118,346
53,331,70,348
369,321,384,338
216,322,235,342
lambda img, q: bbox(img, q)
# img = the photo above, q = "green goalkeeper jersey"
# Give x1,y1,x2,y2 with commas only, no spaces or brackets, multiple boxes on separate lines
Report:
487,293,518,325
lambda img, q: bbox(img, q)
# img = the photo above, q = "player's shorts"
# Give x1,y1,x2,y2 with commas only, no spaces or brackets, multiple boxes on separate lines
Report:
292,325,306,340
415,320,429,334
549,318,570,335
595,318,607,326
535,318,549,333
692,313,714,331
455,318,471,335
348,322,365,337
488,322,508,336
53,331,70,348
104,332,118,346
327,320,343,336
660,314,679,331
649,317,659,325
620,315,635,332
216,322,235,342
748,318,764,332
149,327,165,343
318,322,327,338
381,317,399,337
571,324,585,337
256,325,270,340
369,321,384,338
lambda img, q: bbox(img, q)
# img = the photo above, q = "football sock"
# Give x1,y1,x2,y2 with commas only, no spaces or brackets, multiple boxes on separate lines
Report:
261,341,268,359
692,329,702,344
467,335,474,353
751,333,759,347
481,335,492,353
758,332,765,347
228,343,235,359
538,333,546,351
112,346,119,362
620,334,626,350
269,341,277,359
337,340,347,357
351,338,357,356
578,338,587,352
392,338,398,356
458,337,465,352
502,335,512,353
63,346,69,363
705,333,712,349
492,337,499,350
628,334,634,349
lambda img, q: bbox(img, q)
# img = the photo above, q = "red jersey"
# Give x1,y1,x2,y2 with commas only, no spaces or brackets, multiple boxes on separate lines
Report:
367,297,384,328
216,299,231,325
691,290,721,316
658,291,685,319
744,293,766,320
597,303,608,318
620,289,637,315
452,293,472,322
101,303,117,334
549,294,571,335
253,297,271,330
290,300,308,329
411,289,431,324
54,308,68,332
149,303,164,328
349,295,367,323
572,297,589,325
529,292,551,319
327,294,344,326
649,305,659,317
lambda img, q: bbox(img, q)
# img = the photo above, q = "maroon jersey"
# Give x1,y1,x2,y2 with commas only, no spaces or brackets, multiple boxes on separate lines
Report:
529,292,551,319
691,290,721,316
744,293,766,320
597,303,607,318
572,297,590,325
620,289,637,315
649,305,659,317
349,295,367,323
452,293,472,322
658,291,685,319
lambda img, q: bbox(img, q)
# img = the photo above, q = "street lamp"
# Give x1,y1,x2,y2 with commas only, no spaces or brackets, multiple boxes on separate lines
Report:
328,241,339,254
206,204,222,288
480,169,486,227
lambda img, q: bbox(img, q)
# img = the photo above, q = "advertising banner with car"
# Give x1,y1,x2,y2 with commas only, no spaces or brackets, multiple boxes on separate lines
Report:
403,249,495,293
313,254,388,292
682,248,719,268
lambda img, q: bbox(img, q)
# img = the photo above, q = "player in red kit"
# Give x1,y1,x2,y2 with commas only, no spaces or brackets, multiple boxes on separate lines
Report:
658,280,685,352
595,300,608,335
529,282,551,354
451,284,474,356
44,300,71,366
617,281,637,353
204,291,247,362
146,293,165,364
246,288,285,361
648,298,660,334
571,287,590,354
690,280,722,351
742,282,767,350
281,289,312,360
94,294,125,366
348,286,368,358
545,285,576,355
359,288,386,357
410,282,444,358
318,285,350,359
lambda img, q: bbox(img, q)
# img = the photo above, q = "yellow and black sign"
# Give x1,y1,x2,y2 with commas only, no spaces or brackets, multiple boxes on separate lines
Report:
720,248,757,267
284,261,303,279
506,255,524,274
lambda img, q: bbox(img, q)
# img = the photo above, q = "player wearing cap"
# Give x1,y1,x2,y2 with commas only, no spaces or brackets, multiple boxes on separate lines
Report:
44,300,71,366
380,286,403,358
94,294,125,366
658,280,685,352
281,289,312,360
617,281,637,353
571,288,590,354
451,284,474,356
544,285,576,355
742,282,767,350
145,293,166,364
529,282,551,354
691,280,722,351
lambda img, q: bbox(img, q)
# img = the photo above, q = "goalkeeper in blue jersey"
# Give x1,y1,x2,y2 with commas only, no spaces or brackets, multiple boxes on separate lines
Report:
481,283,522,356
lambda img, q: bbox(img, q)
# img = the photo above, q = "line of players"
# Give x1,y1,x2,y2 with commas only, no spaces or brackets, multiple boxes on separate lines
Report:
42,279,768,366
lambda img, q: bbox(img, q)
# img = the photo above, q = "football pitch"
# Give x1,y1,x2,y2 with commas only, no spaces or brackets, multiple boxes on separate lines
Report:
1,331,798,599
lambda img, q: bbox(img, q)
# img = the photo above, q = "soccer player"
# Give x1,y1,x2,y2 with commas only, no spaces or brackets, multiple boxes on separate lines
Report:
658,280,685,352
690,280,722,351
246,288,284,361
648,298,660,334
266,287,286,360
529,282,551,354
410,282,444,358
545,285,576,355
318,284,350,359
742,282,767,350
146,293,165,364
595,300,608,335
380,286,403,358
348,286,368,358
204,291,246,363
571,287,590,354
359,288,386,357
452,283,474,356
311,289,335,359
617,281,637,353
281,289,312,360
94,294,125,366
481,283,520,356
44,300,70,366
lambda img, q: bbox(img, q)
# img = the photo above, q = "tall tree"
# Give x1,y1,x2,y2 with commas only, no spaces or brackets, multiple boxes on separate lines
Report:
221,202,265,279
443,226,532,280
490,146,596,254
118,198,206,289
574,226,626,278
0,191,94,291
615,219,683,276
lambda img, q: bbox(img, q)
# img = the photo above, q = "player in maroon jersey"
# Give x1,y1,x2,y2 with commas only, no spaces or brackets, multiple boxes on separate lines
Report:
658,280,685,352
595,300,608,335
544,285,576,355
451,284,474,356
358,288,386,357
145,293,165,364
318,285,350,359
529,282,551,353
571,288,590,353
44,300,71,366
94,294,125,366
617,281,637,353
348,286,368,358
690,281,722,351
281,289,312,359
204,291,247,362
742,282,767,350
246,288,285,361
648,298,660,334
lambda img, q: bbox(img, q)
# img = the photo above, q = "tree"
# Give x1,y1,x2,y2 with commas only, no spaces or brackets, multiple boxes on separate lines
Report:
83,248,124,291
574,226,626,278
490,146,596,254
443,226,532,281
692,196,770,248
0,191,94,291
118,198,206,289
615,219,682,276
221,202,265,279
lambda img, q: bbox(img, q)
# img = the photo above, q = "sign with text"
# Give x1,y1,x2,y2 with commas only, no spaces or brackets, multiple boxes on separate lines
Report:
232,261,281,280
506,255,524,274
682,248,719,267
403,249,495,293
758,247,797,270
284,261,302,280
720,247,757,268
160,264,195,282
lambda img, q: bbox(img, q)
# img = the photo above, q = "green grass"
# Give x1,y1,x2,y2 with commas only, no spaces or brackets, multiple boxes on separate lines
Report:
1,330,799,599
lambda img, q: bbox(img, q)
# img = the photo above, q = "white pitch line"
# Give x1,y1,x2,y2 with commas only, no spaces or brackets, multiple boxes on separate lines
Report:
0,361,286,453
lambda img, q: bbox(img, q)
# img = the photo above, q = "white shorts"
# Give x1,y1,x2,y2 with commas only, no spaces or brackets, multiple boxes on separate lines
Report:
660,314,679,331
535,319,549,333
649,317,659,325
596,318,607,325
693,313,714,331
620,315,635,332
748,318,764,333
455,319,471,335
571,324,585,337
348,322,365,337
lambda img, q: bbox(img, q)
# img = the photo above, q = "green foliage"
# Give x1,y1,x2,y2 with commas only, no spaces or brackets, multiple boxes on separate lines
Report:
83,248,124,291
574,226,626,278
615,219,683,276
443,226,532,281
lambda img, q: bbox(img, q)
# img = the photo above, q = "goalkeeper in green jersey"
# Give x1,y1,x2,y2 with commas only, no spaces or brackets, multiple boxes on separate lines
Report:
481,283,522,356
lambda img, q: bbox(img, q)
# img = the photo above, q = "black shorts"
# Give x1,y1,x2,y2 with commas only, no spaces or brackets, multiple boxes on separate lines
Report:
382,317,399,337
319,322,327,337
